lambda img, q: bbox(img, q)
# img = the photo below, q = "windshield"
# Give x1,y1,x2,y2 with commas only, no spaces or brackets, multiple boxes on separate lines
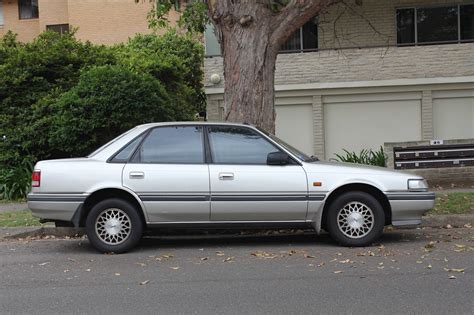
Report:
258,128,316,162
88,126,139,157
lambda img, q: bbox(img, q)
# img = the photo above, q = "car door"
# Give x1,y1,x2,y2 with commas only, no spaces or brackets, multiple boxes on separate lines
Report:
207,125,308,221
122,125,210,222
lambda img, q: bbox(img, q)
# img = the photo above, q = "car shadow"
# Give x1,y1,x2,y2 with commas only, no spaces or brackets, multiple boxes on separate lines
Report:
63,228,429,254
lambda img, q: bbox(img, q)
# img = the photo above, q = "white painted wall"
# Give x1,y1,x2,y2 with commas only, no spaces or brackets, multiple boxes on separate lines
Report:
324,94,422,160
433,89,474,140
275,104,314,156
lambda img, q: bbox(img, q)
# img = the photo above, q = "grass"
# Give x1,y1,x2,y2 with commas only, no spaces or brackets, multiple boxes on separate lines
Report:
429,192,474,215
0,210,42,227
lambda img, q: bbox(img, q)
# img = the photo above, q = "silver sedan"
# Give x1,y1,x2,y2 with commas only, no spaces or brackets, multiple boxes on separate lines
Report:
28,122,435,253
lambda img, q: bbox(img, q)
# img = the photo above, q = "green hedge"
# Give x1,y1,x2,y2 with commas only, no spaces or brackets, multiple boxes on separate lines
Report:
0,30,204,199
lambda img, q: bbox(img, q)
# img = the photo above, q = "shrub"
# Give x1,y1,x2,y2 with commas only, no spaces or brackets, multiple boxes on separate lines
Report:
0,30,203,167
0,162,33,200
0,30,115,167
334,146,387,167
47,65,190,157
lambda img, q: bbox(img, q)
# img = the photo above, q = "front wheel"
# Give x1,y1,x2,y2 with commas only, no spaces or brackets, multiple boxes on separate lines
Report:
326,192,385,247
85,198,143,253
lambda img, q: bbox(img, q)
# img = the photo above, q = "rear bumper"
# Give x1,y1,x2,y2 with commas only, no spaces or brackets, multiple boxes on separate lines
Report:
386,192,436,226
27,194,87,222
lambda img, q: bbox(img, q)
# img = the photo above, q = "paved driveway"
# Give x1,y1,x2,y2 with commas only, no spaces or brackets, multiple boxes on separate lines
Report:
0,227,473,314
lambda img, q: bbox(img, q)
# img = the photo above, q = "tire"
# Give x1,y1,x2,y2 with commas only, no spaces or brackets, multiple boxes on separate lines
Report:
85,198,143,253
326,191,385,247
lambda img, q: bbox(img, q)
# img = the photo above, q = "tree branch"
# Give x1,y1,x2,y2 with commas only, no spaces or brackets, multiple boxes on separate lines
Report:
270,0,339,47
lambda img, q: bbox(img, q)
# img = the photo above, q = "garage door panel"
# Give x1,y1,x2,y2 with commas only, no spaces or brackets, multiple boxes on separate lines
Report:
324,100,422,160
433,96,474,140
275,104,314,156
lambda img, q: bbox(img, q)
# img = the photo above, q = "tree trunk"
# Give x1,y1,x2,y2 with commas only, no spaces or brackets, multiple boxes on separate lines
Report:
208,1,337,133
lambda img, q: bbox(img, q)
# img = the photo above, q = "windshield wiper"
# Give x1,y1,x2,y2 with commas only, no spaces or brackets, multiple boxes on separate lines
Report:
305,155,320,162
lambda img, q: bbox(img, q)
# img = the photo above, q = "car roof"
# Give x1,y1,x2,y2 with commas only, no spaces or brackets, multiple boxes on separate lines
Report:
136,121,256,130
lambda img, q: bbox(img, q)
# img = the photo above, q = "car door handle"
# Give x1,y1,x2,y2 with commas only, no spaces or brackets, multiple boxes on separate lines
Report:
218,172,234,180
129,171,145,179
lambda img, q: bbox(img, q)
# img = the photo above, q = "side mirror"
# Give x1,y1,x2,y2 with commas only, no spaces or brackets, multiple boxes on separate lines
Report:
267,151,290,165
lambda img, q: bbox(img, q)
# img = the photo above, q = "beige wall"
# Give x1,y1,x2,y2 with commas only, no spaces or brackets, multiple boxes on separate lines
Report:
39,0,69,31
0,0,182,44
67,0,156,45
0,0,40,42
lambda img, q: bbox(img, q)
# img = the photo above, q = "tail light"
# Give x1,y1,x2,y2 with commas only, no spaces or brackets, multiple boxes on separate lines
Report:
32,170,41,187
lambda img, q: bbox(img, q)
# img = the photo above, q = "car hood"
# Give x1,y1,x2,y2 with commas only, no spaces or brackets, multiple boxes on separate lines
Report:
303,160,418,177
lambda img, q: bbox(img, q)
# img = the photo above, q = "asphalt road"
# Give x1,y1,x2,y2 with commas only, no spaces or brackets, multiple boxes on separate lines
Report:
1,227,473,314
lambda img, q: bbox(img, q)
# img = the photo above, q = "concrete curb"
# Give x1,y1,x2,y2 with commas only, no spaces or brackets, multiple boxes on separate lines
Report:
2,227,84,240
422,214,474,228
0,214,472,240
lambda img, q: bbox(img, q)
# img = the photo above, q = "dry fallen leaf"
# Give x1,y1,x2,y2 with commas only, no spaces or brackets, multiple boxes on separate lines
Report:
223,257,235,263
449,275,456,280
251,251,278,259
444,268,465,273
200,257,209,261
334,270,343,274
170,267,180,270
427,264,432,269
215,251,225,256
139,280,150,285
38,262,49,266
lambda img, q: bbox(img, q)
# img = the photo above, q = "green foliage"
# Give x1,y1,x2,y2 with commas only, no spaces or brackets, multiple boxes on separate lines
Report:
47,65,178,157
117,31,205,113
0,29,204,199
334,146,387,167
0,162,33,200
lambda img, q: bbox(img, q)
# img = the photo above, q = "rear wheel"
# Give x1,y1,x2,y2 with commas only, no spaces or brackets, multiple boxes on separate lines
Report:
85,198,143,253
326,191,385,247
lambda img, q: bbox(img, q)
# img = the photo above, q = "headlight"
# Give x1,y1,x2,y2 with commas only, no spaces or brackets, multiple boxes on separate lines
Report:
408,179,428,192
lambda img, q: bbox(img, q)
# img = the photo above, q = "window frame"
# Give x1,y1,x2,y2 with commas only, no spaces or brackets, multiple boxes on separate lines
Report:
108,124,302,166
396,3,474,46
128,125,207,165
279,17,319,54
0,1,4,26
206,125,300,166
18,0,39,20
46,24,70,35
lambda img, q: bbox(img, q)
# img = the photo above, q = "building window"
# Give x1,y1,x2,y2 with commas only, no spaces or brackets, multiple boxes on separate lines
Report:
0,1,4,26
280,17,318,53
397,4,474,45
19,0,39,20
204,17,318,57
46,24,70,35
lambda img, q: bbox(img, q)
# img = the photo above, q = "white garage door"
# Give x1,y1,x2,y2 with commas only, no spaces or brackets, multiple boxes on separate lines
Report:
275,104,314,156
324,93,422,160
433,90,474,140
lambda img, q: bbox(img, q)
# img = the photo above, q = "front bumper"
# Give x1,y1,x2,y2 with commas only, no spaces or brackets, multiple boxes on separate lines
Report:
386,192,436,226
27,194,86,223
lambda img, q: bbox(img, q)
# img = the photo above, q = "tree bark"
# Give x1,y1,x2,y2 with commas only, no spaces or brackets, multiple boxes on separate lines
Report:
209,1,337,133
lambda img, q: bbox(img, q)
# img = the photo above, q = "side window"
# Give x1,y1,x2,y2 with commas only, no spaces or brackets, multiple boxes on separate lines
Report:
134,126,204,164
111,134,145,163
208,126,278,164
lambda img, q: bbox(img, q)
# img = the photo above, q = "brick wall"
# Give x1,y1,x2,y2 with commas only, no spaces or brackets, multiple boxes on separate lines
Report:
384,139,474,186
0,0,182,44
0,0,40,42
318,0,471,49
205,43,474,88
